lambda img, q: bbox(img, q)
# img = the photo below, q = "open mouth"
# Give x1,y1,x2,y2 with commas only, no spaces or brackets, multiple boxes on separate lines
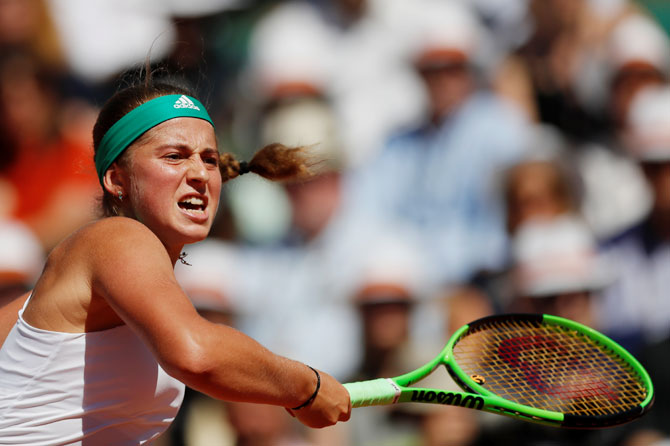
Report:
178,196,207,214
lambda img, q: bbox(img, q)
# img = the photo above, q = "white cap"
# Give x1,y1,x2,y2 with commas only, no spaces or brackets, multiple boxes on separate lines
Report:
625,84,670,162
0,220,45,286
354,229,427,304
512,215,609,297
607,14,670,75
402,0,482,64
174,241,238,314
261,97,344,170
245,3,335,100
48,0,176,82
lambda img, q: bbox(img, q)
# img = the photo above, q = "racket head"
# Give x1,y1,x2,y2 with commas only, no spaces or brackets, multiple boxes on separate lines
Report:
442,313,654,428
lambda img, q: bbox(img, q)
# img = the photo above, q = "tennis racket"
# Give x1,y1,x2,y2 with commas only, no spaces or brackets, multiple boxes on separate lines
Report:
343,313,653,429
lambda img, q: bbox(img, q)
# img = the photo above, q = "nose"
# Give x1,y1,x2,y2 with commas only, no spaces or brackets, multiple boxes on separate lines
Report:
186,156,210,185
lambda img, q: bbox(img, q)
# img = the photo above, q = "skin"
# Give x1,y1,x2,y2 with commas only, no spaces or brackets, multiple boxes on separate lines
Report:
284,172,341,242
417,62,473,124
643,162,670,241
0,115,350,428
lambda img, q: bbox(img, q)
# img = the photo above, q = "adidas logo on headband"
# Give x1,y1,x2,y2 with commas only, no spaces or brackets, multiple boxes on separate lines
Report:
173,95,200,111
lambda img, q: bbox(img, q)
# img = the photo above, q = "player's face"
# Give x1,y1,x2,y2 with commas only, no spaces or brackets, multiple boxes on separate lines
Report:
123,117,221,250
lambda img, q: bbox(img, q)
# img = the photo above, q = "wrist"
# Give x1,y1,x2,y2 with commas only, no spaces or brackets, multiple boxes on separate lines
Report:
291,366,320,411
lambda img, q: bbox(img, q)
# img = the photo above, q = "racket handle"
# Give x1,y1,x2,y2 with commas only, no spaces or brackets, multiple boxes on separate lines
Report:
344,378,401,408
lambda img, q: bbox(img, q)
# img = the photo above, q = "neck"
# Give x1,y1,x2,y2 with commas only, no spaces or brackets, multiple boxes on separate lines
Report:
166,244,186,267
168,246,188,266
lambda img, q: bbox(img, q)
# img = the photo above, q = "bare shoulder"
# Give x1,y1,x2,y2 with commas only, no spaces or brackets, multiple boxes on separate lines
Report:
75,217,159,245
25,218,173,332
63,217,173,281
42,217,174,299
55,217,166,264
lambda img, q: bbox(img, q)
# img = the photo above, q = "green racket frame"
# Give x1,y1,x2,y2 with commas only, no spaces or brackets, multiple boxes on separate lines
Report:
343,314,654,429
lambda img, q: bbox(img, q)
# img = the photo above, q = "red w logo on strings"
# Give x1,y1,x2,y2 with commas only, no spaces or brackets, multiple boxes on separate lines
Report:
498,335,618,401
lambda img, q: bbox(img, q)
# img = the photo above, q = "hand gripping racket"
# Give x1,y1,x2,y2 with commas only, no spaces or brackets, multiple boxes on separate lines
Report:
343,314,654,428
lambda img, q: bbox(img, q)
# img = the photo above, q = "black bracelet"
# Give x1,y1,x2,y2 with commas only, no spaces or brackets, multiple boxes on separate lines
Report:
291,366,321,411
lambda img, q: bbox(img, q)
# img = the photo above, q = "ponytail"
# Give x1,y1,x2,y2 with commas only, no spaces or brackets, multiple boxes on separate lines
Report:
219,143,319,183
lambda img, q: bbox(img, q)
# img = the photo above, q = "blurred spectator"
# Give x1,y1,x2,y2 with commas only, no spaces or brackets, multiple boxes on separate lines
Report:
494,0,634,137
242,0,426,167
0,50,99,250
598,84,670,352
604,12,670,132
0,219,44,303
472,124,585,313
0,0,65,69
0,219,44,345
349,0,531,287
311,231,480,446
503,127,582,237
508,215,609,328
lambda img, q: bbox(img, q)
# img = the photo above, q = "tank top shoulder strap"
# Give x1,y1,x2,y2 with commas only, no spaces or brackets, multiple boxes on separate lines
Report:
18,292,33,316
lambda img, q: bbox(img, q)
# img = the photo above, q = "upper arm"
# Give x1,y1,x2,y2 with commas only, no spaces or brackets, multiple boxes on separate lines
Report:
87,219,207,374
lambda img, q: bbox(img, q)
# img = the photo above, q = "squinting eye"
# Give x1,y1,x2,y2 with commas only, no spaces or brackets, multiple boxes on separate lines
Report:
205,157,219,166
165,153,181,160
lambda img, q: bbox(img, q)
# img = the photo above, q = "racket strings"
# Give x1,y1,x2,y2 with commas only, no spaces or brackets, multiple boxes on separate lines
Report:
452,319,648,417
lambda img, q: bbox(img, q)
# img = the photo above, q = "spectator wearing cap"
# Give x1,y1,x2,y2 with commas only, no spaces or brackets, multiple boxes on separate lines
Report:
348,233,429,383
508,215,609,330
349,0,531,287
470,124,588,315
597,84,670,353
313,233,483,446
242,0,426,168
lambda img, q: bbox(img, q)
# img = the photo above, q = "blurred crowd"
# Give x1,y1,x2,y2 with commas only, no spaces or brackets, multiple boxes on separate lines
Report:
2,0,670,445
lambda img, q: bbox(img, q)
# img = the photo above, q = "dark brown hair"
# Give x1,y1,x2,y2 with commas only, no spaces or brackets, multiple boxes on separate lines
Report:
94,80,316,217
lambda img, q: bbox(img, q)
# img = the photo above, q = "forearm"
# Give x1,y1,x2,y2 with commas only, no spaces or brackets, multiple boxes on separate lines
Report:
160,320,317,408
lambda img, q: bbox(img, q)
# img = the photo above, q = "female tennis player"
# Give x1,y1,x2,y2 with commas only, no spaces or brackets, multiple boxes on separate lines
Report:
0,80,351,444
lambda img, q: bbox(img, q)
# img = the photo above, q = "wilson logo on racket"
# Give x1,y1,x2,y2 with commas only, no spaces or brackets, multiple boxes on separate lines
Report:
498,335,619,401
411,390,484,409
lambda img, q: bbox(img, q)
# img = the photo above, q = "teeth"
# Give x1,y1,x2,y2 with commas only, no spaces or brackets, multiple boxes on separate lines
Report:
182,197,204,205
179,196,206,213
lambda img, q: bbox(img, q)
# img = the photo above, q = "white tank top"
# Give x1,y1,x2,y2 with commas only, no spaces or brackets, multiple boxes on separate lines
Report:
0,298,185,445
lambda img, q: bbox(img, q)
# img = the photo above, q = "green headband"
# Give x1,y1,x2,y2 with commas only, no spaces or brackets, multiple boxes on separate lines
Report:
94,94,214,185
